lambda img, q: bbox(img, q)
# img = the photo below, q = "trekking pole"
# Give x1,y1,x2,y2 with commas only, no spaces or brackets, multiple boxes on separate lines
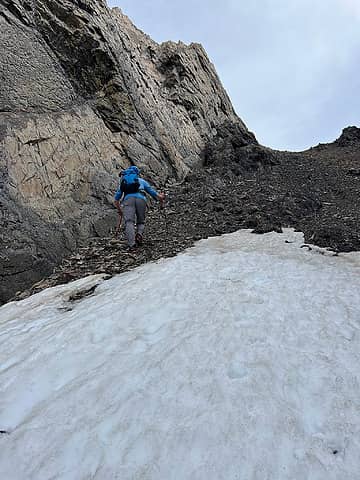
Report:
160,196,168,238
114,210,123,238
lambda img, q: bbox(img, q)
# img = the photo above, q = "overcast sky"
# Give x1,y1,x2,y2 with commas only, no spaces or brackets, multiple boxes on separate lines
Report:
108,0,359,151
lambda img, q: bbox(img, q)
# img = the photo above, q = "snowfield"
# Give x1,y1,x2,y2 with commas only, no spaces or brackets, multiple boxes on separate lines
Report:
1,229,360,480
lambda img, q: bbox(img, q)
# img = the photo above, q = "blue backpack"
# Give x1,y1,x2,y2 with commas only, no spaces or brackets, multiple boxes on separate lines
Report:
120,166,140,194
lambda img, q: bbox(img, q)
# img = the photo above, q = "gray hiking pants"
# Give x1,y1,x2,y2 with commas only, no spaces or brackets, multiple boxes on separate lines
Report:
122,197,146,247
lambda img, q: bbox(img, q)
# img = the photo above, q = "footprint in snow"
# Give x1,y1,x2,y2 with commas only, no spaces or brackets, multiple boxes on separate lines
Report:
227,361,249,380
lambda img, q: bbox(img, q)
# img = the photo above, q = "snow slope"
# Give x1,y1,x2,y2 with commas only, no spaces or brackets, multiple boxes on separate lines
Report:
1,229,360,480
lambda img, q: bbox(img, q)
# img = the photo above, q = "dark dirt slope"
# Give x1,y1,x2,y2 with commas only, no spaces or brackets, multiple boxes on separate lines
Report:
13,125,360,301
200,124,360,252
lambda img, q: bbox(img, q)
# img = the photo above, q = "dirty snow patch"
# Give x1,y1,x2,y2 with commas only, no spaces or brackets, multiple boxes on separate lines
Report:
0,229,360,479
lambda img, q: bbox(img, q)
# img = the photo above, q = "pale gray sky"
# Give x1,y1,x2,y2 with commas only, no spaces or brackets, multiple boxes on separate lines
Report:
108,0,360,151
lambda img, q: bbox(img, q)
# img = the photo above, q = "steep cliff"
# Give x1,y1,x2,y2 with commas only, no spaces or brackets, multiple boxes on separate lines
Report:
0,0,255,303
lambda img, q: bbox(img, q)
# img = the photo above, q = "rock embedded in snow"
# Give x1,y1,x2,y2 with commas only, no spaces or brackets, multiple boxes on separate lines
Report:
1,229,360,479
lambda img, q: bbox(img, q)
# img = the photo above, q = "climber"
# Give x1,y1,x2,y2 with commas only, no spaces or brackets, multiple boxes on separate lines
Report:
114,166,165,251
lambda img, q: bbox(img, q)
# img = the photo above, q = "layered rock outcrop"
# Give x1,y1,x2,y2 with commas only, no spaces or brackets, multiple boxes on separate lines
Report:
0,0,254,303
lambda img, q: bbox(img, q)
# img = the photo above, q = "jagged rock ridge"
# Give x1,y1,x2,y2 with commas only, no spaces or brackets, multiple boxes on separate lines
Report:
0,0,254,303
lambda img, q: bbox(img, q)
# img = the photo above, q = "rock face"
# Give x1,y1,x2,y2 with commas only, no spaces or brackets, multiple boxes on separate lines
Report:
0,0,254,303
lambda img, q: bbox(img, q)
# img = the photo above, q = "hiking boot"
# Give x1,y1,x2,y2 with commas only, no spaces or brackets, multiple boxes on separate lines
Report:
135,233,143,246
126,245,138,253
